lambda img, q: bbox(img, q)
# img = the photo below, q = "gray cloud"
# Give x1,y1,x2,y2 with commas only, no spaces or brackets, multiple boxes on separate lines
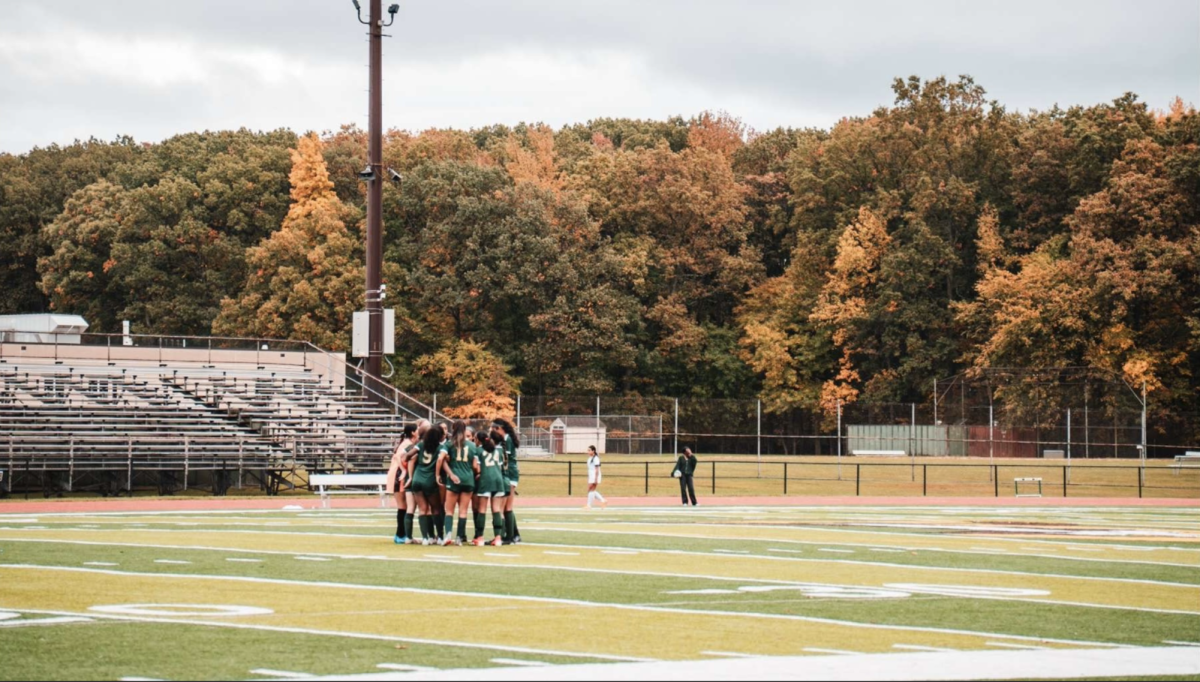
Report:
1,0,1196,153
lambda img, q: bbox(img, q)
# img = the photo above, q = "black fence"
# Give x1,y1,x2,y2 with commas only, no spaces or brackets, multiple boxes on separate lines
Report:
515,459,1200,500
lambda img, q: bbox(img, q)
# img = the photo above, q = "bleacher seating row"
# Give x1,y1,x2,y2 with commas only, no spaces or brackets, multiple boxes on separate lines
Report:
0,361,414,497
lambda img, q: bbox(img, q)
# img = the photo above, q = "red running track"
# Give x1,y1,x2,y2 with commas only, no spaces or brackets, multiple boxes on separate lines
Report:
0,495,1196,515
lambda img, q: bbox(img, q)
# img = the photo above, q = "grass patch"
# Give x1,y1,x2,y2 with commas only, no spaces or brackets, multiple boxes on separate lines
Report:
0,620,607,681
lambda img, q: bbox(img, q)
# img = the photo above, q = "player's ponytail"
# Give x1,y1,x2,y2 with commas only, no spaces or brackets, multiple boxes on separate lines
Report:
451,420,467,448
494,418,520,449
478,432,496,454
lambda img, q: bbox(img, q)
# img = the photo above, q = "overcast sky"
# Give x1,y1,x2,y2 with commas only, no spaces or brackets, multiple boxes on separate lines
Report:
1,1,1197,154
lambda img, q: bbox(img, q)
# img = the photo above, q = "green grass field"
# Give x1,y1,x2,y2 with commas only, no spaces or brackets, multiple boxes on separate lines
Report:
1,502,1198,680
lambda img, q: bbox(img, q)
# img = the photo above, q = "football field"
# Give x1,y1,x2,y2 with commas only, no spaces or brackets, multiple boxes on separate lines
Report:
1,502,1199,680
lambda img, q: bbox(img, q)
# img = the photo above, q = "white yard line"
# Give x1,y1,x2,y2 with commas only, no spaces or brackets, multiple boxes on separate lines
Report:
83,562,119,567
249,669,313,679
767,548,803,554
803,648,860,655
12,606,651,663
528,537,1200,587
376,664,437,672
542,551,580,557
21,521,1198,570
894,644,958,652
226,558,264,563
0,616,93,628
1163,640,1200,647
490,658,551,667
0,565,1131,649
309,646,1200,682
986,642,1050,651
532,521,1200,566
700,651,759,658
153,560,191,565
4,536,1197,617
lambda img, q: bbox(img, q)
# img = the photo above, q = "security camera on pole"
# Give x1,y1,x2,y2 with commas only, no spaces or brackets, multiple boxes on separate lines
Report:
350,0,400,398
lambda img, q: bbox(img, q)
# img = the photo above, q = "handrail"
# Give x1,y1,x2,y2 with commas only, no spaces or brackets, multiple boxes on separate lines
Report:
295,341,447,423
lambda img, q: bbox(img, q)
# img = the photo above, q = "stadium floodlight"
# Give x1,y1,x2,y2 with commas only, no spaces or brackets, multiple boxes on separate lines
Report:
388,168,403,186
352,0,369,25
358,166,376,182
385,4,400,26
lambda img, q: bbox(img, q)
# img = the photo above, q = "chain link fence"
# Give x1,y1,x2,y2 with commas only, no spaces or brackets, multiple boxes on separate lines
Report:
401,391,1198,460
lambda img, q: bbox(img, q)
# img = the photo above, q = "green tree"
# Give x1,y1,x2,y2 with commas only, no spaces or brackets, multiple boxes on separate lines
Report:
1,138,143,315
37,180,126,330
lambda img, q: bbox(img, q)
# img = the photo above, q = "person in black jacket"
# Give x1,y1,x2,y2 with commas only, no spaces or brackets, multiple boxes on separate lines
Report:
672,447,698,506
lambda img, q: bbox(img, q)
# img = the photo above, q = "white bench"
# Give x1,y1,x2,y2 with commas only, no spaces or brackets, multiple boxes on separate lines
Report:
309,473,389,509
851,450,907,457
1172,452,1200,475
1014,477,1043,497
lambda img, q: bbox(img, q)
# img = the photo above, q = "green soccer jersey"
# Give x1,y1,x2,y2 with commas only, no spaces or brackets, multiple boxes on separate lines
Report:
411,443,438,485
478,446,507,494
503,434,520,481
440,441,479,485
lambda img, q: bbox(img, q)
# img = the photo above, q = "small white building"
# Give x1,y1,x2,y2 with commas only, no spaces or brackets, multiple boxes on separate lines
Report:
550,417,608,455
0,314,89,344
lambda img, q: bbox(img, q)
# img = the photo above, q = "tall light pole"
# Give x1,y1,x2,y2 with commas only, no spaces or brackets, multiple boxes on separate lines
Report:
352,0,398,394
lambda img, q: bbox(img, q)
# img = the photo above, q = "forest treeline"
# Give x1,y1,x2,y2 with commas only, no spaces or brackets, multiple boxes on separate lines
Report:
1,76,1197,426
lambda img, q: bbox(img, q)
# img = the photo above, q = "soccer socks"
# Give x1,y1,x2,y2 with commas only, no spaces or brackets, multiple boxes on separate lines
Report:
492,512,504,539
443,513,455,539
456,516,468,542
595,491,606,503
404,512,414,539
434,512,444,539
396,509,405,538
474,512,486,539
504,511,515,541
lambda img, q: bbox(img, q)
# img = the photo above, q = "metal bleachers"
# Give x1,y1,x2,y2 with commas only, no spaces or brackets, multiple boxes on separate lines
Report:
0,359,417,498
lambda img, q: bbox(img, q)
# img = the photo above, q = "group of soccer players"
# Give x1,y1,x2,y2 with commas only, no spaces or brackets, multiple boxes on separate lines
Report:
387,418,522,547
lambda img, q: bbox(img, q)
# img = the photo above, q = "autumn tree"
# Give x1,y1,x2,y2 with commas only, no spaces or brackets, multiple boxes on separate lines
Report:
959,132,1200,433
213,133,393,351
570,138,763,395
414,339,519,420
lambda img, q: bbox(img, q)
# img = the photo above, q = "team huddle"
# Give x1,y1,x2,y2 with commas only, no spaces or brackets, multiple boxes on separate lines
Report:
387,419,522,547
